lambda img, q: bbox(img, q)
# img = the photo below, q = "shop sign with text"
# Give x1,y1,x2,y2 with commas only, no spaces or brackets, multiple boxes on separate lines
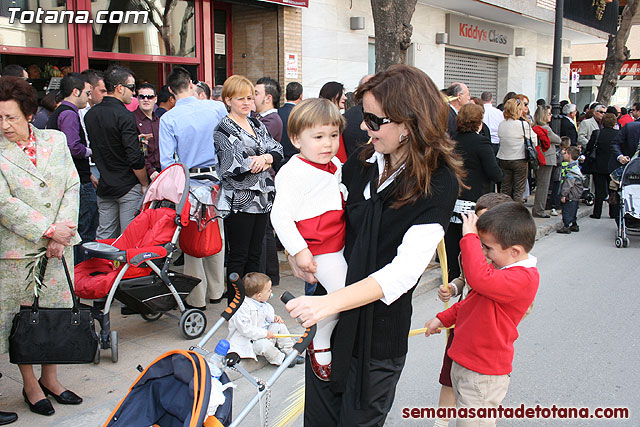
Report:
445,14,514,56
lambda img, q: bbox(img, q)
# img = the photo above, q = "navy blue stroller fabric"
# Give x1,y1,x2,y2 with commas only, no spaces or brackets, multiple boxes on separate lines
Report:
105,351,233,427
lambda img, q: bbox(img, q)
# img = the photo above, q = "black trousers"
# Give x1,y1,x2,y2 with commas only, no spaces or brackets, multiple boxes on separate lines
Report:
443,222,462,280
259,218,280,286
303,354,406,427
224,211,268,298
592,173,610,219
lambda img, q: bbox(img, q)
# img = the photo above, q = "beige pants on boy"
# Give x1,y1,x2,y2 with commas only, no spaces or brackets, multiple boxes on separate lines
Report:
252,323,294,365
451,361,510,426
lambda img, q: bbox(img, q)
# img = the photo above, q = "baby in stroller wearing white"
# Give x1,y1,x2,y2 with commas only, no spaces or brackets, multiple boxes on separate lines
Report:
226,272,305,368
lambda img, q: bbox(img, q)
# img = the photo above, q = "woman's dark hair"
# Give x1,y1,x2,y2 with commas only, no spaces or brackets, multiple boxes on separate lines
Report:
40,91,59,112
319,81,344,106
502,91,517,106
456,103,484,133
601,113,617,128
0,76,38,117
355,64,465,208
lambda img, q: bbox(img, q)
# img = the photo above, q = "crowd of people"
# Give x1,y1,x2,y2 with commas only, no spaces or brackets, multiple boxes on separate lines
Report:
0,60,638,426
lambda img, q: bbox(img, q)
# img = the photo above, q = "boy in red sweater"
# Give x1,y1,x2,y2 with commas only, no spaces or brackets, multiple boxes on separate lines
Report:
425,202,539,426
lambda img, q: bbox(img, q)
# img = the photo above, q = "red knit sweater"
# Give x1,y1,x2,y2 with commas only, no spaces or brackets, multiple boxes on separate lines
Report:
437,234,539,375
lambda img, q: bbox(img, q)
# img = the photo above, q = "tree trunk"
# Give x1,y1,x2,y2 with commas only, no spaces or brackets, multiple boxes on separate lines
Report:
371,0,418,73
596,0,640,105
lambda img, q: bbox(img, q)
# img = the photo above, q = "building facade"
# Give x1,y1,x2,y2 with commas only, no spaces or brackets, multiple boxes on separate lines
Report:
301,0,611,105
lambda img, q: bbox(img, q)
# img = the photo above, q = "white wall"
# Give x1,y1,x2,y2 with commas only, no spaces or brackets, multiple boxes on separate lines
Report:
301,0,372,98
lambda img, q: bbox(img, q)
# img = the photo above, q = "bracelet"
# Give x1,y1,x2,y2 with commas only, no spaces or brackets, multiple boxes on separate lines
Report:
263,154,271,164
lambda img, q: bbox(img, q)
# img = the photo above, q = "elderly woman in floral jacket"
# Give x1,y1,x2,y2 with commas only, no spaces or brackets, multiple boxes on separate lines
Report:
0,76,82,421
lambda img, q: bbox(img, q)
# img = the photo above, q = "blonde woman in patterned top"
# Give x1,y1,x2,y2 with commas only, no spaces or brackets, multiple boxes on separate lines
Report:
214,75,283,301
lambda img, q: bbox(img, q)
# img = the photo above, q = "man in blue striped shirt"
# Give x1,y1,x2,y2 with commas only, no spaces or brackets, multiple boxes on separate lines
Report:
159,66,228,311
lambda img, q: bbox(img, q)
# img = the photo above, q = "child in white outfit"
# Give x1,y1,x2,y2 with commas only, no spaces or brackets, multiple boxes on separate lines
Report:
227,272,304,367
271,98,348,380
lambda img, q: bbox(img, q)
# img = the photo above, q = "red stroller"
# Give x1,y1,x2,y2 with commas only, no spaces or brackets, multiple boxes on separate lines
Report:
75,163,208,363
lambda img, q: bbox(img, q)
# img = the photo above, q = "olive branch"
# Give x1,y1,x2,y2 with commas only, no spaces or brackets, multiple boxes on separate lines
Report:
24,248,48,298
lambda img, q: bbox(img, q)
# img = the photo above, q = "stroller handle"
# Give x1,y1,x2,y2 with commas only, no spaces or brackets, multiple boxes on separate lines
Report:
280,291,316,354
221,273,245,321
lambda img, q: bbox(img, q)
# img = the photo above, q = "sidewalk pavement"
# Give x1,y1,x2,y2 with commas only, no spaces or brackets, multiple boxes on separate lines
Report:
0,199,598,426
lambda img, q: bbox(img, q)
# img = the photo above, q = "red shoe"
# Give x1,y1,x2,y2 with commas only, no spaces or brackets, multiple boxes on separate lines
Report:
307,342,331,382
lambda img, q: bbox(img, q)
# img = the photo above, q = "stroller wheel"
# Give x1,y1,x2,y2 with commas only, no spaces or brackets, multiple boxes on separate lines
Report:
615,237,623,248
180,309,207,339
623,237,630,248
140,312,163,322
110,330,118,363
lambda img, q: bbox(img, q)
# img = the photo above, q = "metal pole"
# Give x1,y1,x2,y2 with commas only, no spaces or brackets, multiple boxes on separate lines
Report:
550,0,564,135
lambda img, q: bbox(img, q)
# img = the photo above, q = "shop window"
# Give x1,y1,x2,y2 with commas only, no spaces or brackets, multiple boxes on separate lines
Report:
92,0,196,57
0,0,68,49
368,39,375,75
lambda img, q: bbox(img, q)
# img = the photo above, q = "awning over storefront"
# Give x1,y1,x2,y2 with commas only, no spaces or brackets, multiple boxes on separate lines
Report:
571,60,640,76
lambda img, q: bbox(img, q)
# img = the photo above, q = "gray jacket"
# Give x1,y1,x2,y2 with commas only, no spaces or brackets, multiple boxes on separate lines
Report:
577,117,599,148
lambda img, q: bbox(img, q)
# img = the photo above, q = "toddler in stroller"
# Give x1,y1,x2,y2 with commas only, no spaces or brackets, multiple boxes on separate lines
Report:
75,163,208,363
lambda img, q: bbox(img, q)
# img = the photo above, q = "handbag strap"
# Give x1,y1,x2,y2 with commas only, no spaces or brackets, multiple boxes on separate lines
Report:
521,120,532,144
32,256,79,313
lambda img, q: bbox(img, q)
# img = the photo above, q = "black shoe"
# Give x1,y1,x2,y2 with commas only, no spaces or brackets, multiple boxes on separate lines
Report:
556,227,571,234
39,380,82,405
589,214,600,219
533,213,551,218
22,390,54,416
0,411,17,425
184,303,206,311
569,224,580,232
209,297,224,304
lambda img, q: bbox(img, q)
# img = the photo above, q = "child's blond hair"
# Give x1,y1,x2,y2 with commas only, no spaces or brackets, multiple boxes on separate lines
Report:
287,98,346,140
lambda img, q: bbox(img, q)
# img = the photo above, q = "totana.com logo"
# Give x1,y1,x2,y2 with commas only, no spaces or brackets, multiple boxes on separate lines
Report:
7,8,149,24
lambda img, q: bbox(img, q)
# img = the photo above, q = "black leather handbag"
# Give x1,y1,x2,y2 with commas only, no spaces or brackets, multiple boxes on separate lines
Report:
9,256,98,364
522,121,539,170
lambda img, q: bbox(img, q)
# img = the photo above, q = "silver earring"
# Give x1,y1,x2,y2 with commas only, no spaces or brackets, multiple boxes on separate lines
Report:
399,133,408,144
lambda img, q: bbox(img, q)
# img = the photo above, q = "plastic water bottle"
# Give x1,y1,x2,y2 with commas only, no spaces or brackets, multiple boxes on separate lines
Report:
207,339,230,380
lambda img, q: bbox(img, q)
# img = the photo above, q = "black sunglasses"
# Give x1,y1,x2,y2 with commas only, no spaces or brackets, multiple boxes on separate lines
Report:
121,83,136,93
138,94,156,100
363,111,393,131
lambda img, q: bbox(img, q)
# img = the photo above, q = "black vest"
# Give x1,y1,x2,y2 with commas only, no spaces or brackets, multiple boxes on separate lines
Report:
47,104,91,183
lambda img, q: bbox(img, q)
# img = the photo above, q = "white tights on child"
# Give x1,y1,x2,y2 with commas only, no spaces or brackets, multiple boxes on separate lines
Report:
311,250,348,365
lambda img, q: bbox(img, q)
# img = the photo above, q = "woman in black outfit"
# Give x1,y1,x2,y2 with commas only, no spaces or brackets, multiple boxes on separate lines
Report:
285,65,463,426
444,103,503,279
587,113,618,219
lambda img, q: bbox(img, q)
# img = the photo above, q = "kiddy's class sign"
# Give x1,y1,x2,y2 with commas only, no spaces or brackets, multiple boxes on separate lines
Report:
445,14,514,55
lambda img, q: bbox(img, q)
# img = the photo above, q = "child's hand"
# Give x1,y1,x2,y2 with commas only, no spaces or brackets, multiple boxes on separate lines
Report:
424,317,444,337
294,248,317,274
274,315,283,324
266,331,276,339
438,284,452,302
461,212,479,236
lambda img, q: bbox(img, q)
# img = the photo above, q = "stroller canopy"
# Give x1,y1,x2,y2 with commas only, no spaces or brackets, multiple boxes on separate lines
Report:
104,350,211,427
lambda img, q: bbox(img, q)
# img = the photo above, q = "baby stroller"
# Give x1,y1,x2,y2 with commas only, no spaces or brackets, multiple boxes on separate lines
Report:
104,274,316,427
615,156,640,248
75,163,207,363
